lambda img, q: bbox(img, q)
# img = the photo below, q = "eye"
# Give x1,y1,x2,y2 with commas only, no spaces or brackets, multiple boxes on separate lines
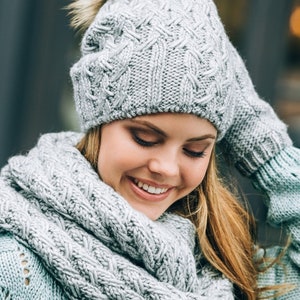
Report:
131,130,160,147
183,148,206,158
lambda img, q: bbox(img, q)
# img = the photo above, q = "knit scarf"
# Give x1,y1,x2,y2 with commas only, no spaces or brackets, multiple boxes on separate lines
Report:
0,132,233,299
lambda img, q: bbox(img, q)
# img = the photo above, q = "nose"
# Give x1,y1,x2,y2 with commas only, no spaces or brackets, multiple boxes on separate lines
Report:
147,149,180,178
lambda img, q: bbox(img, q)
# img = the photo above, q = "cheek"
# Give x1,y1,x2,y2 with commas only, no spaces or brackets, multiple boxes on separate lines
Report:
97,137,144,181
185,156,211,188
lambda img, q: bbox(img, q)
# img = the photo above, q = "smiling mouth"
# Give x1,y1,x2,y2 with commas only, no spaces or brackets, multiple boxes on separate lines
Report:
133,178,169,195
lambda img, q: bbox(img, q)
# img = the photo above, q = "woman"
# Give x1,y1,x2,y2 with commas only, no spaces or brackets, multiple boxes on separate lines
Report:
0,0,299,299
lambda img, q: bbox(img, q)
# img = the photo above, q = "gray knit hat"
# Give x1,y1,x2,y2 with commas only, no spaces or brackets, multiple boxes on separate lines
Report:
70,0,238,140
71,0,291,173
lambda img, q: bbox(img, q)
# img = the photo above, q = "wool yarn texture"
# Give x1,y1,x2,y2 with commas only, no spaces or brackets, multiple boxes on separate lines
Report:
0,132,234,299
70,0,291,176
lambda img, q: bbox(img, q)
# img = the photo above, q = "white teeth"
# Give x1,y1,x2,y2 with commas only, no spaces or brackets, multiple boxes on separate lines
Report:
134,179,168,194
148,186,155,193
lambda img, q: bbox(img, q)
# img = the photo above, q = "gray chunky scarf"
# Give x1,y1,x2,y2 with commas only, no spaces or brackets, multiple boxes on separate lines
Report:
0,132,233,299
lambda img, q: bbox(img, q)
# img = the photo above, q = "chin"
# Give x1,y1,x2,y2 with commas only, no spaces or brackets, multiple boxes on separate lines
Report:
132,205,164,221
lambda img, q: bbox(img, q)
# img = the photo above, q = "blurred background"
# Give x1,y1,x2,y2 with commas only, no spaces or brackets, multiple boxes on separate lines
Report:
0,0,299,245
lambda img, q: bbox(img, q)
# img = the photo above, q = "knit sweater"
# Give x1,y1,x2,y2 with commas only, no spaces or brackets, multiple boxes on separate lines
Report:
0,233,67,299
0,132,299,299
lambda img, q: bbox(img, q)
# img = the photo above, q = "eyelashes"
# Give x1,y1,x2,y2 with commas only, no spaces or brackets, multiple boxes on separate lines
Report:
131,129,206,159
133,133,158,147
183,148,206,158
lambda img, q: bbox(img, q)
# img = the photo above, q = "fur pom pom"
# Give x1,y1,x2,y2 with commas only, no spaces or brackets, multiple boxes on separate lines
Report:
67,0,107,31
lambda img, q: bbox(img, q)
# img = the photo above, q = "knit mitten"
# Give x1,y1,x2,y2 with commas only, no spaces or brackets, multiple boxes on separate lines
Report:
252,146,300,241
220,44,292,176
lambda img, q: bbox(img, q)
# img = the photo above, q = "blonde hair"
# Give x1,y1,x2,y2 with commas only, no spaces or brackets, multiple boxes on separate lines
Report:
171,152,258,299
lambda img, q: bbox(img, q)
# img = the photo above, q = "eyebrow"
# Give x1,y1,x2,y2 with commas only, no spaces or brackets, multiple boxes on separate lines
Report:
129,119,167,137
129,119,216,141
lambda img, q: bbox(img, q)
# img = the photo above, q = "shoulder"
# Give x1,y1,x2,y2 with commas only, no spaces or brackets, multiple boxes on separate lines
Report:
0,233,67,300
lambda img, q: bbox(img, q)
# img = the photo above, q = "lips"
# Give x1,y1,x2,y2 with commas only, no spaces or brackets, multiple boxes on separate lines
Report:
128,177,173,201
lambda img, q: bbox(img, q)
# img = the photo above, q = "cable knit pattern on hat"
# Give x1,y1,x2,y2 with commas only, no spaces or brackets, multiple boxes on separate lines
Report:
0,132,234,300
71,0,237,139
70,0,292,176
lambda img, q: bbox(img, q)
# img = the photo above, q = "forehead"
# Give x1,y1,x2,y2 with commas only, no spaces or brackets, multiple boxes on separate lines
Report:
132,113,217,134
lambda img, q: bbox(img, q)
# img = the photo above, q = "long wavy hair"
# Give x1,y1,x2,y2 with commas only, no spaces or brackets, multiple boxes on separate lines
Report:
170,153,257,299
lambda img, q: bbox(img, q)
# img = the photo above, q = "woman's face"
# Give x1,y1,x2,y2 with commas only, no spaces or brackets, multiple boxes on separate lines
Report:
97,113,217,220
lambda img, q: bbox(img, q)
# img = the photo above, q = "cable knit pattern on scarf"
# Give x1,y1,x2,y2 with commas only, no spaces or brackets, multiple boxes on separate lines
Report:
0,132,233,300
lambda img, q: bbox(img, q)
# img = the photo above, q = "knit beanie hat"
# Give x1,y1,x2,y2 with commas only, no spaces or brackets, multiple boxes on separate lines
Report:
70,0,291,174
